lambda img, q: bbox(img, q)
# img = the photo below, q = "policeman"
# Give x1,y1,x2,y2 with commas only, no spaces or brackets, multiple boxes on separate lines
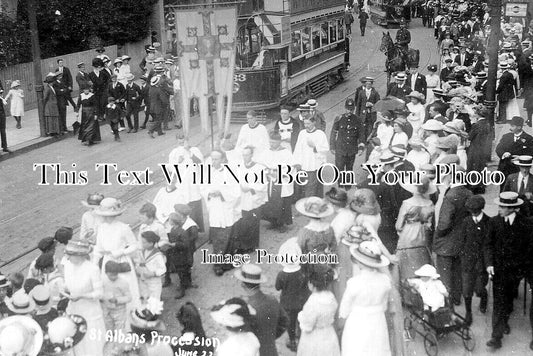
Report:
395,19,411,55
330,98,365,189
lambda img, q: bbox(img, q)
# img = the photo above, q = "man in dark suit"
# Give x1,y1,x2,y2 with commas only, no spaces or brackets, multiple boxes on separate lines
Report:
406,65,427,98
354,76,380,139
139,75,150,129
237,265,288,356
330,98,365,189
53,73,70,132
75,62,91,90
434,164,473,305
503,155,533,216
124,74,142,133
454,46,473,66
496,62,517,123
470,52,484,73
496,116,533,183
0,82,11,153
56,59,77,110
461,195,490,326
440,59,454,82
386,72,412,102
474,71,488,102
485,192,533,350
147,76,165,138
273,106,301,152
107,74,126,129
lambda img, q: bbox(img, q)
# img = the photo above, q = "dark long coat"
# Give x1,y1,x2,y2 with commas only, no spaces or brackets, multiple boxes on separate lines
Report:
503,172,533,216
495,131,533,178
496,70,516,103
461,213,490,272
467,118,491,172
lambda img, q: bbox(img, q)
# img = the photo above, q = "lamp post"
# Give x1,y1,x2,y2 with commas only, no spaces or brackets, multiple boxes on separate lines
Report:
27,0,46,137
484,0,502,132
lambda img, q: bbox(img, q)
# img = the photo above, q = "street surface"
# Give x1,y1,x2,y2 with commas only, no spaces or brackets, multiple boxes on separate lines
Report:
0,18,531,355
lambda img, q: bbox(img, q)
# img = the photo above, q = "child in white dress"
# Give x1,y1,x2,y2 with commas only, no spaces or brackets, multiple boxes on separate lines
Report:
408,264,449,312
4,80,24,129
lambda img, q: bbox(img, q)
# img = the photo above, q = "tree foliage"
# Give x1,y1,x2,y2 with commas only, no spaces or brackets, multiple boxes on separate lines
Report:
0,9,32,67
15,0,158,60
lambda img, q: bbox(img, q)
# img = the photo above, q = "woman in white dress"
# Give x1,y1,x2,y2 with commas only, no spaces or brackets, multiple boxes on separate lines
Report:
93,198,141,310
339,241,392,356
406,91,426,138
297,266,340,356
63,239,106,356
4,80,24,129
211,297,260,356
425,65,441,105
367,111,395,163
80,193,104,245
406,136,430,170
390,119,409,148
421,119,444,158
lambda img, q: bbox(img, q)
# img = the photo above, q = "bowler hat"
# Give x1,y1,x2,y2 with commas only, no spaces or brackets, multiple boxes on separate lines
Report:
345,98,355,109
510,116,524,126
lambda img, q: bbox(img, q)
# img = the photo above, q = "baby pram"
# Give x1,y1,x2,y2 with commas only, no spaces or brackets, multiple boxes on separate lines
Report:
401,280,475,356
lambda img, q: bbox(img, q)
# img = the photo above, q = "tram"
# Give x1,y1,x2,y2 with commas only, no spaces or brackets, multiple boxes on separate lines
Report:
165,0,348,115
368,0,411,28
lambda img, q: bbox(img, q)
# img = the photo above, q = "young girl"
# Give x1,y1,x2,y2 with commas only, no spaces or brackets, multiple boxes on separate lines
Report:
408,264,449,312
5,80,24,129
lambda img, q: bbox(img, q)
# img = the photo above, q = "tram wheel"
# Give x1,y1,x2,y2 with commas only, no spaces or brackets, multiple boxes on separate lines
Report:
423,332,438,356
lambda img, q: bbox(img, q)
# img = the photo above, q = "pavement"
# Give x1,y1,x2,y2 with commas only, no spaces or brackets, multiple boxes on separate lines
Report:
1,17,532,356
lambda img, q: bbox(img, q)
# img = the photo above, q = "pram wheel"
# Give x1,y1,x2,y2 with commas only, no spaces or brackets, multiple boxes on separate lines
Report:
404,316,415,340
461,327,475,351
424,332,438,356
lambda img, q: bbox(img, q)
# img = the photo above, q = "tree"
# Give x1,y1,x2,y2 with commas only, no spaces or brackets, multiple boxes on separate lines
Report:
0,9,32,67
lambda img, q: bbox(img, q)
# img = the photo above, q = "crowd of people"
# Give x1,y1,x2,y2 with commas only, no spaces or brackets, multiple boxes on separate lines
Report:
2,0,533,355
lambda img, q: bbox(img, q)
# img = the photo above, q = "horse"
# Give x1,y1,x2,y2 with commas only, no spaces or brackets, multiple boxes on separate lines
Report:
379,32,420,84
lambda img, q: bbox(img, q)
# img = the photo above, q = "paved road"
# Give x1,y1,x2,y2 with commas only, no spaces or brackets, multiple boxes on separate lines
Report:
1,17,531,355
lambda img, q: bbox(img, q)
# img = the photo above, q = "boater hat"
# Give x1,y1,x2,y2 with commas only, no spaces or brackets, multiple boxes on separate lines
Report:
234,264,267,284
6,292,36,315
295,197,334,218
512,155,533,166
360,76,375,83
395,72,407,81
349,241,389,268
494,191,523,207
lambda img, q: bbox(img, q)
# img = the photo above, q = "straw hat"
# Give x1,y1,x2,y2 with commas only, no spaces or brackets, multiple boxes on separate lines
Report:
277,238,302,272
443,121,468,138
494,191,523,207
150,76,161,86
406,91,426,103
93,197,125,216
359,76,375,83
349,241,389,268
422,119,444,131
121,55,131,60
6,292,36,315
234,264,267,284
30,285,52,314
10,80,20,89
211,298,256,328
41,315,87,355
435,136,457,150
295,197,334,218
414,264,440,279
512,155,533,167
343,225,373,246
395,72,407,81
297,103,311,112
325,187,348,207
126,73,135,81
306,99,318,108
350,189,380,215
81,193,104,208
0,316,43,356
64,239,92,256
499,61,510,69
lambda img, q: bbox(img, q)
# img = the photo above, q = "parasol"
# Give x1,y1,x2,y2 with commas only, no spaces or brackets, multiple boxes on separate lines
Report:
374,96,406,114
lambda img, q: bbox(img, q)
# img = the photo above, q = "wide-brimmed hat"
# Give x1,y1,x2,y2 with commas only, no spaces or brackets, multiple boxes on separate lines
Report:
443,121,468,138
359,76,375,83
306,99,318,108
512,155,533,166
126,73,135,81
64,239,92,256
130,298,165,332
350,188,380,215
41,314,87,355
325,187,348,207
344,225,374,246
6,292,36,314
395,72,407,81
432,88,446,97
93,197,125,216
234,264,267,284
415,264,440,279
121,55,131,60
494,191,523,207
422,119,444,131
499,61,510,69
406,91,426,103
81,193,104,208
113,58,123,65
295,197,334,218
211,298,256,328
475,71,487,79
379,151,400,165
0,316,43,356
435,136,457,150
408,136,425,147
349,241,389,268
10,80,20,88
277,238,302,272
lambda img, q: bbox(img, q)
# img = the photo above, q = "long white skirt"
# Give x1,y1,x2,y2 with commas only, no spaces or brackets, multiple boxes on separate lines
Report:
342,306,391,356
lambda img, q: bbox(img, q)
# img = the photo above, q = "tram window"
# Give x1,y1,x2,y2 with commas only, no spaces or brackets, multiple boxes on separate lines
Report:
311,25,321,50
292,31,302,58
302,27,311,54
321,23,329,45
329,21,337,43
338,19,345,40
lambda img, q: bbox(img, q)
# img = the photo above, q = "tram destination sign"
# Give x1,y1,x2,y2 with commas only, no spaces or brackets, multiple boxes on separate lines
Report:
504,2,528,17
289,0,345,14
